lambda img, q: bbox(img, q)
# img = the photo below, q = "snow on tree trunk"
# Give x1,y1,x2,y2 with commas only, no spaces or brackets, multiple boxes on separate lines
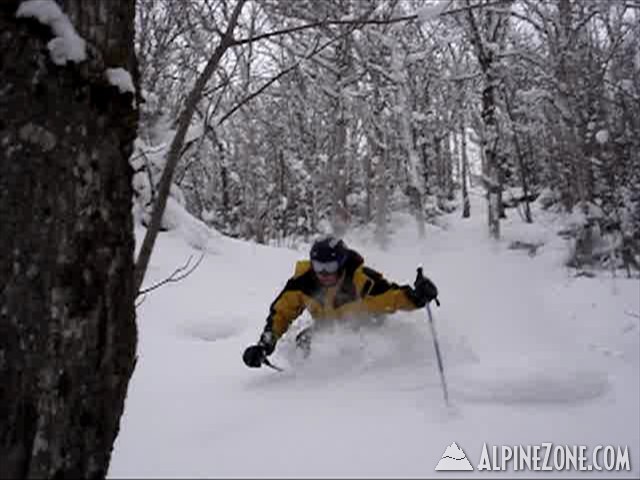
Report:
0,0,138,477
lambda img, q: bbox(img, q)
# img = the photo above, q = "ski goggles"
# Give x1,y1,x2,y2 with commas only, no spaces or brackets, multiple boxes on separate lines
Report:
312,260,340,274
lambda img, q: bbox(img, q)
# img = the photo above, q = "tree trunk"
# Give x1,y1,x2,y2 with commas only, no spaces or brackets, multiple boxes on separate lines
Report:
363,150,372,224
504,89,533,223
556,0,592,208
460,118,471,218
374,128,390,250
444,134,454,201
435,135,448,208
397,75,425,238
452,127,460,188
465,0,507,239
0,0,138,477
482,73,501,238
330,16,352,238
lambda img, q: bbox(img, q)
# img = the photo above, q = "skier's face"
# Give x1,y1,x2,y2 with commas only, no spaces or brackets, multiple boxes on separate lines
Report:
316,271,340,287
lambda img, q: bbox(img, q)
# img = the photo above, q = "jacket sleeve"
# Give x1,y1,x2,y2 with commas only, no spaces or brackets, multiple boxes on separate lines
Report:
264,280,306,340
263,261,312,340
355,266,420,313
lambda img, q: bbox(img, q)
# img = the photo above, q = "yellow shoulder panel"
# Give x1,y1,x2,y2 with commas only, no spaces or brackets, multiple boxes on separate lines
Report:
352,265,370,295
294,260,312,278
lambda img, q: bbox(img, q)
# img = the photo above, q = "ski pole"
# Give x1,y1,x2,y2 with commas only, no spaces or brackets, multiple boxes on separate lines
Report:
263,357,284,372
417,267,449,407
426,301,449,406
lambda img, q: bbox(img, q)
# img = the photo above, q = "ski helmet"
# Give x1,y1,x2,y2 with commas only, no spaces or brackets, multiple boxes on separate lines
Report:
309,235,348,274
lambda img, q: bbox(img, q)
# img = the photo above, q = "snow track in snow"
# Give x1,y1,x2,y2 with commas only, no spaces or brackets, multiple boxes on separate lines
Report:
450,353,610,405
177,318,245,343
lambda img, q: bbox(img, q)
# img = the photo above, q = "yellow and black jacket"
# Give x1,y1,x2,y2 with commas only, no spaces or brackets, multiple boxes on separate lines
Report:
263,249,421,341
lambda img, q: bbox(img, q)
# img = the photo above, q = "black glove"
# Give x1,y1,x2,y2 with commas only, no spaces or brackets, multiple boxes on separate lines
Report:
412,268,439,307
243,344,267,368
242,331,277,368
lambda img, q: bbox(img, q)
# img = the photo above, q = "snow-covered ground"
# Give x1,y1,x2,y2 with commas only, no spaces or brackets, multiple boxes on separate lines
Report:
108,190,639,478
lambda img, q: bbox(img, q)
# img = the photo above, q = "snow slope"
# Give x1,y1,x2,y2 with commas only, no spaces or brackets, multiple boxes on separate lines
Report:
108,190,639,478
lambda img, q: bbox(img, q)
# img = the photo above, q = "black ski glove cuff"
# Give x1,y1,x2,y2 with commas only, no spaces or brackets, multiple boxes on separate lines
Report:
259,331,277,356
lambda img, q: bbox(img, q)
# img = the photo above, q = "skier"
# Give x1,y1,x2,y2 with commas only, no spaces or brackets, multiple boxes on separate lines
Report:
242,235,439,368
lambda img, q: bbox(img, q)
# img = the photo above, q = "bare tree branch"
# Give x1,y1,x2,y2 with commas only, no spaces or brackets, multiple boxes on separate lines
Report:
137,253,205,297
230,1,510,47
135,294,148,309
217,35,329,126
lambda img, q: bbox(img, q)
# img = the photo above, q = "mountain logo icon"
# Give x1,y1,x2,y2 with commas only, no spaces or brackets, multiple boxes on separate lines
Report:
435,442,474,471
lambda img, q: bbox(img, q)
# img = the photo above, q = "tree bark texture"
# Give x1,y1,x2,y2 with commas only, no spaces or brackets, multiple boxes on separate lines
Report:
0,0,138,477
